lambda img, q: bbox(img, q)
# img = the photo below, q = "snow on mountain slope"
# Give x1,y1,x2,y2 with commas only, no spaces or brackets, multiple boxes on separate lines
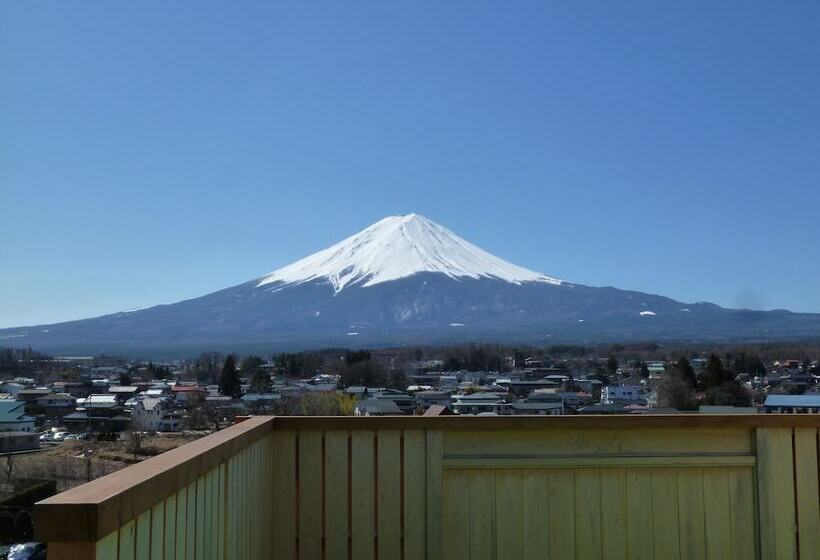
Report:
257,214,562,292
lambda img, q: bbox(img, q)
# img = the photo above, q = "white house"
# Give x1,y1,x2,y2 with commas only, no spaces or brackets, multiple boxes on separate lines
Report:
451,392,507,415
0,400,36,432
132,398,182,432
601,385,644,404
0,382,25,396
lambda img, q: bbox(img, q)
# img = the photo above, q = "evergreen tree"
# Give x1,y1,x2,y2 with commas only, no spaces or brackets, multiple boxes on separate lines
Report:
249,369,272,394
640,361,649,378
676,357,696,388
240,355,265,375
218,355,242,398
606,355,618,377
705,354,728,388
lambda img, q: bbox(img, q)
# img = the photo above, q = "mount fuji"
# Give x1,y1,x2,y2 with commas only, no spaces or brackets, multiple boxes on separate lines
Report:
4,213,820,356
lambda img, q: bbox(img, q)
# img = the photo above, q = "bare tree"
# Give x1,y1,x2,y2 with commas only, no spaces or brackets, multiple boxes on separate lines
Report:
655,370,696,410
4,454,15,481
126,415,151,460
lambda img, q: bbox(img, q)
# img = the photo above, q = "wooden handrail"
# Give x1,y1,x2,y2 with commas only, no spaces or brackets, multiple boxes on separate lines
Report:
35,415,274,543
273,413,820,430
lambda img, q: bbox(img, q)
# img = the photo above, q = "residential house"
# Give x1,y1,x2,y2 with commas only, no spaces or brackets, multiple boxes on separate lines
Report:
508,379,561,397
172,384,206,403
602,385,644,405
0,381,25,396
34,392,77,421
132,398,183,432
354,398,402,416
344,386,386,400
64,394,129,433
0,400,36,432
763,394,820,414
414,390,451,411
371,390,415,414
15,388,52,403
451,392,507,415
241,393,282,411
108,385,140,404
504,401,564,415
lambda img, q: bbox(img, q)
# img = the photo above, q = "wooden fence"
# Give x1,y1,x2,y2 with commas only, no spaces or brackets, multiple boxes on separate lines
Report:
36,415,820,559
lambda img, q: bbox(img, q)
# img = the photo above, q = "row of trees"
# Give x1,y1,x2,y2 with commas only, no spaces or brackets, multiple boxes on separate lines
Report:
656,355,752,409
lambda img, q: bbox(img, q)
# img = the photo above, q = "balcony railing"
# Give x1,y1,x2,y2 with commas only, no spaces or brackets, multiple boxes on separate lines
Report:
36,415,820,559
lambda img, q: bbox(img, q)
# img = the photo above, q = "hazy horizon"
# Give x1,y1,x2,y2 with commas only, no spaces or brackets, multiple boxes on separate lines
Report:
3,2,820,328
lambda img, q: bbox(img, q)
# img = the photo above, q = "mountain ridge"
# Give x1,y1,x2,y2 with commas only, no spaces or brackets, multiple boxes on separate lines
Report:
257,213,561,292
2,214,820,357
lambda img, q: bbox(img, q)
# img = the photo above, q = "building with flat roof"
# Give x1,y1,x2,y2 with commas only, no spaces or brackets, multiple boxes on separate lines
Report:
763,394,820,413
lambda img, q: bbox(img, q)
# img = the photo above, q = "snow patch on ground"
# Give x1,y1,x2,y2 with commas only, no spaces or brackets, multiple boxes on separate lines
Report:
257,214,562,293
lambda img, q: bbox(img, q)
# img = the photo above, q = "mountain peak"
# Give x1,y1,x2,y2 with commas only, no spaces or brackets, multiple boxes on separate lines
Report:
257,214,562,292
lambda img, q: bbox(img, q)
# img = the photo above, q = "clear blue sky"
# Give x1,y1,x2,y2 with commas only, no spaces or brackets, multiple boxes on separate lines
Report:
2,2,820,328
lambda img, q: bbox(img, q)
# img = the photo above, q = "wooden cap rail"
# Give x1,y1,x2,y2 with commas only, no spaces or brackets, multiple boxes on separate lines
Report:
35,415,274,543
272,413,820,430
34,414,820,542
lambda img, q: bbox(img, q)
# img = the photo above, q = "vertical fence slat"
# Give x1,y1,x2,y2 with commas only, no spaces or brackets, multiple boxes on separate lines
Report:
119,519,136,560
469,470,496,560
351,430,375,560
703,468,732,559
265,435,274,560
496,470,523,560
164,493,177,560
795,427,820,559
324,430,349,560
676,469,705,560
241,447,249,560
273,430,297,559
175,485,188,560
196,476,206,559
651,468,680,560
253,442,261,560
626,468,653,560
548,469,575,558
216,463,225,560
403,429,426,560
185,480,197,560
135,509,151,559
728,467,756,560
150,501,164,560
425,430,443,560
96,530,119,559
377,430,401,559
521,470,547,560
441,470,469,560
299,431,323,560
575,468,602,560
600,468,627,560
757,427,797,560
227,455,237,560
208,467,219,560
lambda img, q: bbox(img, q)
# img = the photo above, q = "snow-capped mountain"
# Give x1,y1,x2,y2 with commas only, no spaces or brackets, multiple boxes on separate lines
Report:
3,214,820,357
257,214,561,292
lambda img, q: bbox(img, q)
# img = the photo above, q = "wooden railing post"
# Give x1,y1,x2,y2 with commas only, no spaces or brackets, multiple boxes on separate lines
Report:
425,429,443,560
756,427,797,560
